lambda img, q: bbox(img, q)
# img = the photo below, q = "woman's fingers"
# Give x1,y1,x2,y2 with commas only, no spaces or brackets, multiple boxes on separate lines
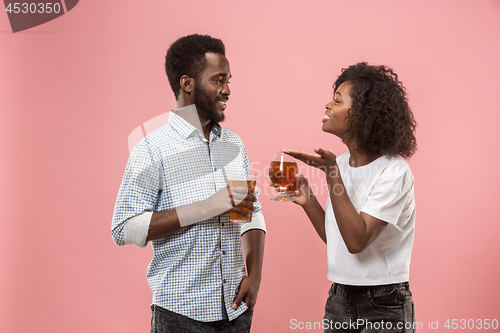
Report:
284,147,337,169
282,148,319,165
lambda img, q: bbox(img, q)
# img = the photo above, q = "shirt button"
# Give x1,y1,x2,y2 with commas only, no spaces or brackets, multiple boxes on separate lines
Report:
223,279,226,283
221,223,224,227
222,251,226,255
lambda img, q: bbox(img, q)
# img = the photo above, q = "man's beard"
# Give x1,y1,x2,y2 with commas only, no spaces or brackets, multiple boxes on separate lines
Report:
192,85,225,124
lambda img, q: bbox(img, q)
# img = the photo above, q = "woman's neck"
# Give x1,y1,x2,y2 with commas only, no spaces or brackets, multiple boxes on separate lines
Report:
346,141,382,167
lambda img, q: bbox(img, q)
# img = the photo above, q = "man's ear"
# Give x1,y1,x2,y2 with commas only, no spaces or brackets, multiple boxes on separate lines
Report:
180,75,194,94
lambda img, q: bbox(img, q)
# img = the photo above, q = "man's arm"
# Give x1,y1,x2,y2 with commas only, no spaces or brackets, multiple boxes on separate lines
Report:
232,228,265,309
146,186,257,242
116,185,256,246
146,209,182,242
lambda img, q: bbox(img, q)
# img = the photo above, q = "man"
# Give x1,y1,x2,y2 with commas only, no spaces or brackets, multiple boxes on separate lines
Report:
112,34,266,332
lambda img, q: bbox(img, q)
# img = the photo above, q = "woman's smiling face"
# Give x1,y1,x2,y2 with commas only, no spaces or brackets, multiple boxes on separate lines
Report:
322,81,353,138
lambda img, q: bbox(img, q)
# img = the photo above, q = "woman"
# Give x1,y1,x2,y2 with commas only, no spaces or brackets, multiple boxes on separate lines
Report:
283,62,417,333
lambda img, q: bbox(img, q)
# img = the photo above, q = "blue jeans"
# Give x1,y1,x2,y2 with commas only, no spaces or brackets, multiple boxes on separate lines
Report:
323,282,415,333
150,305,253,333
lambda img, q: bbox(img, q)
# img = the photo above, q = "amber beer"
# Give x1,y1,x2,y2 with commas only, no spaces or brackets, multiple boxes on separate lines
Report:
269,160,298,192
228,179,257,223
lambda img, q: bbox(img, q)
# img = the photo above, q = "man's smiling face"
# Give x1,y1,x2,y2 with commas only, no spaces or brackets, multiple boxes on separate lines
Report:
193,52,231,124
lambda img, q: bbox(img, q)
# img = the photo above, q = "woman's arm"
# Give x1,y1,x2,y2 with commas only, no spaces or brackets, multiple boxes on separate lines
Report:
301,195,327,243
291,175,327,243
270,169,327,243
325,164,388,253
284,148,388,254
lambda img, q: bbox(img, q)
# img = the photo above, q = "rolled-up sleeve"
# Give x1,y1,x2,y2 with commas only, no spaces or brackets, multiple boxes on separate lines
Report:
240,211,266,236
111,140,161,246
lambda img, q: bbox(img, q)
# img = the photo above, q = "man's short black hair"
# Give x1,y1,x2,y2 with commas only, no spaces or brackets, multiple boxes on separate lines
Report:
165,34,226,100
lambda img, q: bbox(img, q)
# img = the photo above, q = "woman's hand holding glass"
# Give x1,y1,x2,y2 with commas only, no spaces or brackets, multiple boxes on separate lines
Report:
287,173,315,206
279,147,338,206
268,153,298,201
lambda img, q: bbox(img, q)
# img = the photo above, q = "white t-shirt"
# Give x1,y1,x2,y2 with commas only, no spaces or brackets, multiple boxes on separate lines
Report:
325,152,415,285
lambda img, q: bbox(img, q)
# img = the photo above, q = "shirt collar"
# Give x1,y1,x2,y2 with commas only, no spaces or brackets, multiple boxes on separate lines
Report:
211,123,222,138
169,110,222,140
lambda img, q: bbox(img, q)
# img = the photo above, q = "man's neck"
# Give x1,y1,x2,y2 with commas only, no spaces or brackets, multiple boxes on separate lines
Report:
200,118,212,141
174,103,212,140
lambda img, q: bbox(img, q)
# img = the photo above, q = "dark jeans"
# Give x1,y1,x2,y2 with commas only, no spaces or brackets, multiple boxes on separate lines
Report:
150,305,253,333
323,282,415,333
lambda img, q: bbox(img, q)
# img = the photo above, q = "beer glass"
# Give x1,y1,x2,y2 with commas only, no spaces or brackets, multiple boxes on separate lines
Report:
228,171,257,223
269,152,298,201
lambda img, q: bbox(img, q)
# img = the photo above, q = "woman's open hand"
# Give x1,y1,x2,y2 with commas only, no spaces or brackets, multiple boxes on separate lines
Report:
282,147,337,172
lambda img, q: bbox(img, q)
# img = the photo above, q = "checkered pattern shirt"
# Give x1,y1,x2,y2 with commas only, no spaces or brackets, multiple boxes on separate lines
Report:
111,111,263,322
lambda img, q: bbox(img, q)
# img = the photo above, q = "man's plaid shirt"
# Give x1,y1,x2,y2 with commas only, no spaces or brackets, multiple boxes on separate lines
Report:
112,111,265,321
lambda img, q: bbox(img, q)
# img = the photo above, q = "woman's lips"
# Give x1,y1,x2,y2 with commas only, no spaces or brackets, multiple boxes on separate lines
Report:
322,111,331,122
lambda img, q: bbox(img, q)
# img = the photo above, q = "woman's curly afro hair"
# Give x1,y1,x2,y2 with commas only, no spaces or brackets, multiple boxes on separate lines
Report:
334,62,417,159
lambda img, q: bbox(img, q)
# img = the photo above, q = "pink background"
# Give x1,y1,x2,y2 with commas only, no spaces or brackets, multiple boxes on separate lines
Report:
1,0,500,331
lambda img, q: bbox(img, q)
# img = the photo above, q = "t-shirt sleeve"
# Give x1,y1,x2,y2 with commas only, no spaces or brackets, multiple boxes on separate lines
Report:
361,166,413,225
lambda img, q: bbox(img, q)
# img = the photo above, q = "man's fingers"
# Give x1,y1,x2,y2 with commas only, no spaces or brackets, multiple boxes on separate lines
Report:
230,207,248,217
233,194,256,208
229,187,256,216
232,290,245,309
233,199,255,212
229,186,249,195
228,186,251,206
